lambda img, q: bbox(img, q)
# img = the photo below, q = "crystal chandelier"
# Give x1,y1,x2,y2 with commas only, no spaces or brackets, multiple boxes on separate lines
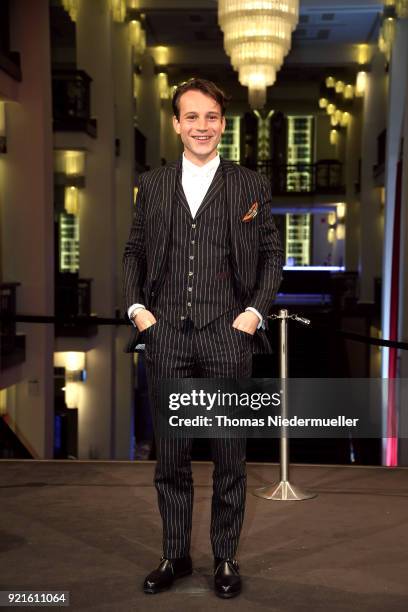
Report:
218,0,299,109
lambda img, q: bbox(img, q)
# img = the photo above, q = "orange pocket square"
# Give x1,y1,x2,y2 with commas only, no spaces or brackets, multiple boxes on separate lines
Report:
241,201,259,222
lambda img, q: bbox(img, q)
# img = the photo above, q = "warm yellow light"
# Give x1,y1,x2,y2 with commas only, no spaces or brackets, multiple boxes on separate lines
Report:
357,44,370,65
327,103,336,115
326,76,336,88
54,351,86,371
334,110,343,123
110,0,126,22
343,84,354,99
340,112,351,127
319,97,328,108
328,211,336,225
336,203,346,219
218,0,300,108
396,0,408,18
355,71,367,97
327,228,335,244
64,186,79,216
330,129,338,145
0,389,7,416
65,382,79,409
62,0,78,22
153,46,169,65
65,150,85,176
331,114,339,127
335,80,345,93
336,224,345,240
157,72,170,99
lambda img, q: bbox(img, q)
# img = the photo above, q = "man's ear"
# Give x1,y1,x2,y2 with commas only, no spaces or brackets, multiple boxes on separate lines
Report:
221,115,226,134
173,115,181,134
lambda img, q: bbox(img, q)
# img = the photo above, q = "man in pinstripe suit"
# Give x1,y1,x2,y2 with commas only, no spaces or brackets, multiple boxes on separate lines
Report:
123,78,283,598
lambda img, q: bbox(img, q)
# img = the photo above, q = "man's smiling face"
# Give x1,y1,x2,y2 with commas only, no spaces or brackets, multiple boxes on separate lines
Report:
172,89,226,166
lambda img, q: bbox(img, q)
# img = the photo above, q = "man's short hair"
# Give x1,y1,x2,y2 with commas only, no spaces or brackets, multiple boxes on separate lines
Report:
172,78,229,120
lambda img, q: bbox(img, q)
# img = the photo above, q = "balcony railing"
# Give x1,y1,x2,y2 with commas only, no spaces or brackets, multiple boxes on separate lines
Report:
0,282,26,369
55,273,97,337
245,160,345,196
52,70,97,137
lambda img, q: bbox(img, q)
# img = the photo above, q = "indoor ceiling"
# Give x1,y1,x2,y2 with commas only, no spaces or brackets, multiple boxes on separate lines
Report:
141,1,382,47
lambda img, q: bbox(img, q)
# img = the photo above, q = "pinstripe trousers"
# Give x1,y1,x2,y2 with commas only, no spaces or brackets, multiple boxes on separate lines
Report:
143,306,252,559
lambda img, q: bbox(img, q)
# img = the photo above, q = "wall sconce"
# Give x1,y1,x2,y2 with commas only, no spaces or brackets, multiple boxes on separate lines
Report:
340,111,351,127
64,186,79,216
356,43,370,65
54,352,86,409
343,84,354,100
157,72,170,99
330,129,338,145
325,76,336,88
336,223,345,240
336,203,346,219
335,80,345,93
355,71,367,97
65,150,85,176
62,0,78,22
152,46,169,66
327,227,335,244
110,0,127,22
319,98,328,109
129,19,146,57
326,103,336,115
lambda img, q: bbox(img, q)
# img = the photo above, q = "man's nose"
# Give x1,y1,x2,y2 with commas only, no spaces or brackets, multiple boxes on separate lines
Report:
196,118,208,131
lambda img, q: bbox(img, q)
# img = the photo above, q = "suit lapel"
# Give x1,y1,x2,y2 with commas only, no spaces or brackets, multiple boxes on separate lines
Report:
221,157,258,296
194,164,224,219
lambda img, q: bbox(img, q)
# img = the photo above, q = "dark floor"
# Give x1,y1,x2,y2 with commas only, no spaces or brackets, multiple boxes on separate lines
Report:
1,460,408,611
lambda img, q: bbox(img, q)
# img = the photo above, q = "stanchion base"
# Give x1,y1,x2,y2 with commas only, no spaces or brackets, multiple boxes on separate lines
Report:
253,480,317,501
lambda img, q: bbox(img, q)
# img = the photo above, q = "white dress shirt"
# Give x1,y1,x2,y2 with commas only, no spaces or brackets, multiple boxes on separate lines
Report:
128,153,263,329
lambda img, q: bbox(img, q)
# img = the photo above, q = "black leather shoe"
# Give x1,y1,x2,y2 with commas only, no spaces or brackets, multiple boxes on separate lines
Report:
143,556,193,594
214,557,241,599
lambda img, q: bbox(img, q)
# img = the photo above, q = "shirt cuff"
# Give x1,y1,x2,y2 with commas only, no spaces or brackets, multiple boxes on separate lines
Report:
127,304,146,327
245,307,264,330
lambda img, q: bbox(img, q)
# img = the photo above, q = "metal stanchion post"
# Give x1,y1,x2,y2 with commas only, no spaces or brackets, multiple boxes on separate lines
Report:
253,308,317,501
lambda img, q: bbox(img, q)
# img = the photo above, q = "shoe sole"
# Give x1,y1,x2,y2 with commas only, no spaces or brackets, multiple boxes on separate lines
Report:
143,568,193,594
215,589,241,599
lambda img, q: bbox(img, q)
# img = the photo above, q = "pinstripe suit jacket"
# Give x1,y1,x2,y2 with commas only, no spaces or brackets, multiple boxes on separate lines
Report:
122,156,284,353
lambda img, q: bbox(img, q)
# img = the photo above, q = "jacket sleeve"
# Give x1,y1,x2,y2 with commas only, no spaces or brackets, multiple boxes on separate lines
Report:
122,175,147,322
247,175,284,318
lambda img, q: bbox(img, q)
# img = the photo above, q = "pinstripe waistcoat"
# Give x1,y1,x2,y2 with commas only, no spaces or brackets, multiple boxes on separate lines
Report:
122,156,284,354
153,164,239,329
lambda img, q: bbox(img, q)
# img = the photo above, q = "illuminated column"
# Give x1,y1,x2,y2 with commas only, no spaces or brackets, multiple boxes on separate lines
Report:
75,0,118,458
137,52,161,169
3,0,54,457
382,18,408,377
344,111,360,271
112,18,135,459
359,48,387,302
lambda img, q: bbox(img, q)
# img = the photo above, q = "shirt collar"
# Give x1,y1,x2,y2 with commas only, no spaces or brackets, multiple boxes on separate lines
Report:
182,153,220,178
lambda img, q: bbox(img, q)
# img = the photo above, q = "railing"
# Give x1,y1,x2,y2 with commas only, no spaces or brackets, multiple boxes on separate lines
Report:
55,274,92,318
245,160,345,195
55,274,96,337
0,282,26,369
52,70,97,137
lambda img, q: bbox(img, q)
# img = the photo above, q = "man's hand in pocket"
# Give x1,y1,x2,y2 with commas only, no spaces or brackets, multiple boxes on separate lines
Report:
232,311,259,335
132,309,157,332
